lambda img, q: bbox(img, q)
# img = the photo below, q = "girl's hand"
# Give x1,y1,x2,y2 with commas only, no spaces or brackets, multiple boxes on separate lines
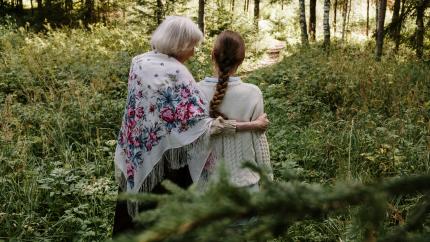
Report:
236,113,270,132
253,113,269,131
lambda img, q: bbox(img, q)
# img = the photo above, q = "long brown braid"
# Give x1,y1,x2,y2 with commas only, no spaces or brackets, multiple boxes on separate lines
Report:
209,30,245,119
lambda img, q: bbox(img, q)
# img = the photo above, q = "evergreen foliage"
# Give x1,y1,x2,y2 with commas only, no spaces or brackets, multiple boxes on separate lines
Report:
117,171,430,242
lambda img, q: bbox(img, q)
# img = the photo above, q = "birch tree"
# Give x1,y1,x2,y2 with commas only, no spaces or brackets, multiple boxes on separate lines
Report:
341,0,348,40
323,0,331,49
334,0,338,33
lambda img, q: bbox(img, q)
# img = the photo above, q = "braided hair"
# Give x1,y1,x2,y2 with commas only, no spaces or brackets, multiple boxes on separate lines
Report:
209,30,245,119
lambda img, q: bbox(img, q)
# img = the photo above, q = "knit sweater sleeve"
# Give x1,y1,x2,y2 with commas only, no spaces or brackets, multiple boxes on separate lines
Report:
251,88,273,180
210,117,237,135
253,132,273,180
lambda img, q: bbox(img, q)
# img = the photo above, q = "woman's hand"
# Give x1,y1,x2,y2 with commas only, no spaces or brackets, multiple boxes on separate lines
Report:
236,113,270,132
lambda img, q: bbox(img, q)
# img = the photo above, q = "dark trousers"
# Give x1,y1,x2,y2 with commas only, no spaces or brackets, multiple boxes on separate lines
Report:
112,165,193,236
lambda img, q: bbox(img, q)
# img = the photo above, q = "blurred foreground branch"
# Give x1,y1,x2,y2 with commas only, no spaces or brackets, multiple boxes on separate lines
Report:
116,168,430,242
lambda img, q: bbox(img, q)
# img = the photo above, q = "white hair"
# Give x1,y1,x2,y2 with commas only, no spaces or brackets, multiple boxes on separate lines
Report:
151,16,203,56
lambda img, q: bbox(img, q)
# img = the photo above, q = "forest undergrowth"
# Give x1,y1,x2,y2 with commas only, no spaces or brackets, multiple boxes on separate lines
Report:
0,21,429,241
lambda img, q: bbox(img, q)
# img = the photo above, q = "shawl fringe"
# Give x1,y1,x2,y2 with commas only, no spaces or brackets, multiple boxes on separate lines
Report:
115,130,211,218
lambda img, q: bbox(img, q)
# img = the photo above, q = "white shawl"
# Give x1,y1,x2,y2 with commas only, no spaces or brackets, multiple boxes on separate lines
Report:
114,51,212,216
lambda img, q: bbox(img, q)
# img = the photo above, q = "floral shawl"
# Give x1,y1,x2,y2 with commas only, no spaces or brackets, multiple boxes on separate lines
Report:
114,51,212,215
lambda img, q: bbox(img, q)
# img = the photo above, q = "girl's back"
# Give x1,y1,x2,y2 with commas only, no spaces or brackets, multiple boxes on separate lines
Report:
198,30,272,188
198,77,269,187
198,77,264,122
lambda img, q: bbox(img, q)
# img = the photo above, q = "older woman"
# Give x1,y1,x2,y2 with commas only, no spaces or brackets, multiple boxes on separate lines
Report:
112,16,268,234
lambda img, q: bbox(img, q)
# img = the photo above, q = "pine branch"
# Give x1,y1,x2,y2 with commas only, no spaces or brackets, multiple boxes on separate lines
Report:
380,194,430,242
122,175,430,242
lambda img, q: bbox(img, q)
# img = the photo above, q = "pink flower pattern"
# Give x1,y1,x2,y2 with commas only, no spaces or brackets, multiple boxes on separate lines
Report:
160,107,175,123
117,73,208,189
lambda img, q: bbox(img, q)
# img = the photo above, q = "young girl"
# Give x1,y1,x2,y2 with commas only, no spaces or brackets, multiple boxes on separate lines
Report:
198,30,273,190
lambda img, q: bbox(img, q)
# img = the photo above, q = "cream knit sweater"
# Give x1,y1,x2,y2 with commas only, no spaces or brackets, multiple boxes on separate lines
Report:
197,77,273,187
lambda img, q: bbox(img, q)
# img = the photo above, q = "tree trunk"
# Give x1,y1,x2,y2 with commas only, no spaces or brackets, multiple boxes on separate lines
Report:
341,0,348,40
67,0,73,11
106,0,110,24
96,1,101,23
198,0,205,34
366,0,370,36
375,0,379,33
231,0,235,11
84,0,94,25
30,0,34,16
415,0,426,59
244,0,250,12
391,0,401,52
254,0,260,30
65,0,73,23
17,0,23,13
101,0,107,24
309,0,317,41
46,0,52,19
346,0,352,34
323,0,331,49
299,0,309,45
156,0,163,25
349,0,353,20
375,0,387,60
37,0,43,21
334,0,338,34
395,0,406,51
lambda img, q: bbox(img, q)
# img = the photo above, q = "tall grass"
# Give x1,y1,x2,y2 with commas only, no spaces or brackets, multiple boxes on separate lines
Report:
244,44,429,241
0,22,151,240
248,44,429,181
1,20,429,241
